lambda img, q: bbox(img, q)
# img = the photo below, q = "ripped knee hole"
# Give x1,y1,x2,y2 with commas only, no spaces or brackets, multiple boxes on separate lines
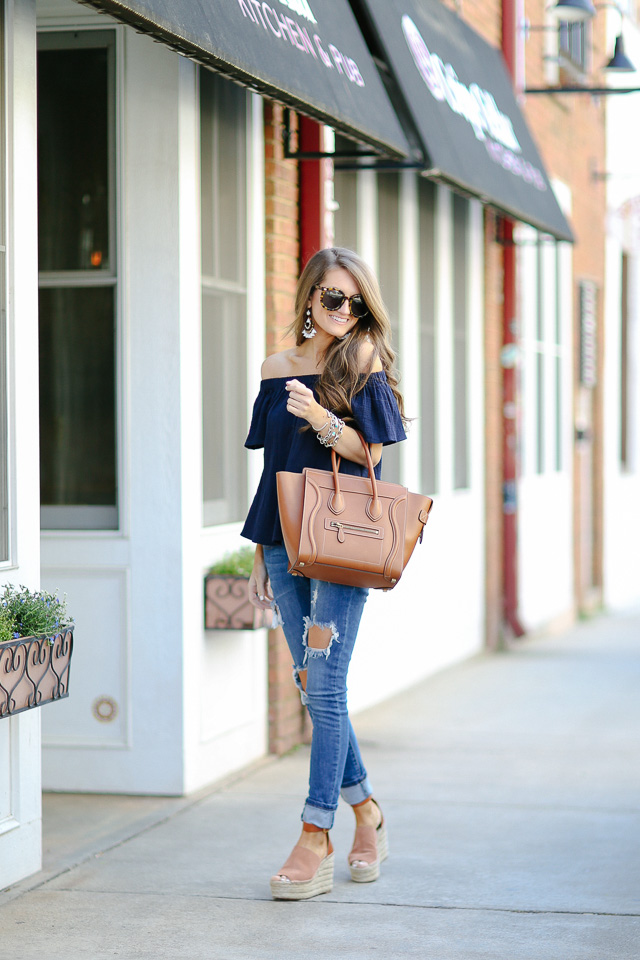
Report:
307,625,334,650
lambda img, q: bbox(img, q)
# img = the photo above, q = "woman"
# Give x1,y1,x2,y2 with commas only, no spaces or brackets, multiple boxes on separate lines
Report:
241,247,406,900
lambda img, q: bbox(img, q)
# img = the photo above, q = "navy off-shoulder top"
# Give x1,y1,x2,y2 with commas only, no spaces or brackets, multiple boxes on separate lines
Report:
241,371,406,546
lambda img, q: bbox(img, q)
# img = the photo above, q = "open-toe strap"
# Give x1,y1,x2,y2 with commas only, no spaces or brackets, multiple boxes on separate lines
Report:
270,836,334,900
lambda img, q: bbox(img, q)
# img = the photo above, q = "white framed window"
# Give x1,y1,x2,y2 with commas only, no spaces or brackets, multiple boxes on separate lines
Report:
452,193,470,490
333,136,358,250
418,177,437,495
334,166,404,481
559,21,588,73
376,171,402,482
620,253,631,470
519,228,569,477
37,30,118,531
200,69,249,526
541,12,590,85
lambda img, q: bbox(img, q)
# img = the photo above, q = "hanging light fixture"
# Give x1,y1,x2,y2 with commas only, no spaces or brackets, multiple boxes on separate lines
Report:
525,0,639,91
548,0,597,22
604,33,636,72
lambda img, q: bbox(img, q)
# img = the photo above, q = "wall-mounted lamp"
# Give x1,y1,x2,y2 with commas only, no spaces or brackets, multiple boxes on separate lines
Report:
604,33,635,72
548,0,597,23
524,0,638,93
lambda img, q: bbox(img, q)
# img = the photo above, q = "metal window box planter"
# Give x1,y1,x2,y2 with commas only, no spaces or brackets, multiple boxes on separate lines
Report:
0,626,74,719
204,575,271,630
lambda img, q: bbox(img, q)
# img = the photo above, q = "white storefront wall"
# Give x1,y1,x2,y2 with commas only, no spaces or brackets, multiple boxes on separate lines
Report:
183,88,267,796
603,15,640,610
37,0,267,795
0,0,43,891
3,6,487,882
345,177,486,711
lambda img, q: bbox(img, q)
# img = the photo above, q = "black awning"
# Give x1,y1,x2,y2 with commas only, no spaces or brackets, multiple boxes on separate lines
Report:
350,0,573,241
76,0,412,159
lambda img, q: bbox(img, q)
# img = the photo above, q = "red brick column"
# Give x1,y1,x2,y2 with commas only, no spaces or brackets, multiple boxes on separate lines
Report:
483,209,504,650
263,102,309,755
264,102,299,356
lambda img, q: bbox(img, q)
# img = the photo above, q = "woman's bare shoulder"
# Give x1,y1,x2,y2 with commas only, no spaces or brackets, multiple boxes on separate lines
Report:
261,350,297,380
358,339,383,374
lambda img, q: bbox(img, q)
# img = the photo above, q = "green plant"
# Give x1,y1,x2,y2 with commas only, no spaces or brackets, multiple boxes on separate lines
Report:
207,546,255,578
0,606,13,644
0,584,73,643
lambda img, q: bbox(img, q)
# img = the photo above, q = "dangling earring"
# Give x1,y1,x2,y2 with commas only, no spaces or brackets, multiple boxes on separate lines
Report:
302,306,316,339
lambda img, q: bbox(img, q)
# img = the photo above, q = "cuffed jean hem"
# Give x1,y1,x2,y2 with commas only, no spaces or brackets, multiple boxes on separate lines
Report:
340,777,373,807
302,802,335,830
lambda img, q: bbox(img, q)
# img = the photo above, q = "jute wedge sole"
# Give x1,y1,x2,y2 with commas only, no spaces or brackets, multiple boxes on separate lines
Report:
349,816,389,883
270,849,335,900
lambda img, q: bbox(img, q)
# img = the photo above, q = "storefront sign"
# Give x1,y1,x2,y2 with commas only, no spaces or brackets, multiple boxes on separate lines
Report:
237,1,365,86
77,0,411,158
355,0,573,240
579,281,597,388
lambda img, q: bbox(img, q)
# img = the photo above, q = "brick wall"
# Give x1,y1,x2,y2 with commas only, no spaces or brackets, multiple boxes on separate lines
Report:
440,0,502,47
264,102,299,357
263,101,308,755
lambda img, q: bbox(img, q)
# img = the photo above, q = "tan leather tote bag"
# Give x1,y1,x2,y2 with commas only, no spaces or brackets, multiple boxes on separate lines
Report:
276,433,433,590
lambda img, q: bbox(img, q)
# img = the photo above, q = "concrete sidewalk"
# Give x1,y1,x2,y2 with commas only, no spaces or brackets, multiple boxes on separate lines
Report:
2,608,640,960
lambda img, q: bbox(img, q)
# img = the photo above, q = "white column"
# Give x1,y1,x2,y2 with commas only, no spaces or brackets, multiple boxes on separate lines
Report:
246,93,266,501
467,199,485,496
435,185,453,495
517,223,537,478
398,171,420,490
357,169,378,272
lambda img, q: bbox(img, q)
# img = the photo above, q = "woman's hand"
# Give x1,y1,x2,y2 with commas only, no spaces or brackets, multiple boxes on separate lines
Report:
285,378,382,467
248,546,273,610
285,379,327,430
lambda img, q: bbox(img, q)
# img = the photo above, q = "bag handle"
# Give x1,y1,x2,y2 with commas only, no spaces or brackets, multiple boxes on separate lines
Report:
330,432,382,520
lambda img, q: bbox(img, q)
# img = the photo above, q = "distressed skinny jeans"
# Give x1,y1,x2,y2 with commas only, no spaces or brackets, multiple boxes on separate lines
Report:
264,544,373,829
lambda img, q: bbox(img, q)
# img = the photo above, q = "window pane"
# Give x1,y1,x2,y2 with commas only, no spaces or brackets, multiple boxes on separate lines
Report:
536,352,545,474
200,70,246,284
453,194,469,489
555,355,562,471
202,290,247,525
200,68,249,527
377,172,401,482
39,286,117,520
536,239,544,341
621,253,629,469
333,139,358,251
419,178,436,495
559,22,587,70
555,245,562,346
38,44,111,273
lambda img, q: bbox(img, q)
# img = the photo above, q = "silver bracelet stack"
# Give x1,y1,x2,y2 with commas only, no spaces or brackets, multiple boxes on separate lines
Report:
316,411,345,448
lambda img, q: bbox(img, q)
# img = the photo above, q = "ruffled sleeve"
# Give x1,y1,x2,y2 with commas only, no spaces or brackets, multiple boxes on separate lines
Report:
351,371,406,445
244,381,273,450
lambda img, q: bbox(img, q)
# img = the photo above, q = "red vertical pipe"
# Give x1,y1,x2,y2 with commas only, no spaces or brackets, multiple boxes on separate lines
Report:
501,220,524,637
502,0,517,76
501,0,525,637
298,116,326,268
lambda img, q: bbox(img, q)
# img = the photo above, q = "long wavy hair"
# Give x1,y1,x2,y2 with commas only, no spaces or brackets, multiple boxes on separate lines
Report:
289,247,407,425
